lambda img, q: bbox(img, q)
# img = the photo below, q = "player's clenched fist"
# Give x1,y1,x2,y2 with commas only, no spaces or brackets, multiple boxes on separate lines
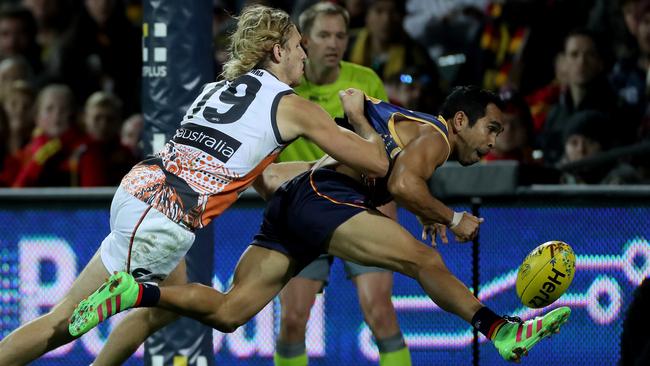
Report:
339,88,365,120
449,212,484,242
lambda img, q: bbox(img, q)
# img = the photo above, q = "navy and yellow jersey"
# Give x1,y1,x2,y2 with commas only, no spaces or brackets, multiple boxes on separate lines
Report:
364,95,450,164
362,96,451,206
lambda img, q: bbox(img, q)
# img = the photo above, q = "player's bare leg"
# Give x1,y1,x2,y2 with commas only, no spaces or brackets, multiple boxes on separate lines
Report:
353,272,400,338
70,247,296,335
329,210,483,322
278,277,323,343
353,201,402,339
353,200,411,366
327,210,570,362
354,271,412,366
154,246,297,332
93,260,188,366
0,251,110,366
274,276,323,365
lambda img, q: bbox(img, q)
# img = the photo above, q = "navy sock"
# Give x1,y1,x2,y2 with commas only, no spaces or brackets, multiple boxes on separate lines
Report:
135,283,160,308
471,306,506,339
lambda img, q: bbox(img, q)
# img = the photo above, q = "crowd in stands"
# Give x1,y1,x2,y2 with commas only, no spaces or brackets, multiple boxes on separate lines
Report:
0,0,142,187
1,0,649,187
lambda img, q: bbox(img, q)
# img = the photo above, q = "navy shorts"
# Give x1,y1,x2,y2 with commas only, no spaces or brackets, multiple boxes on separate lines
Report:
251,168,371,269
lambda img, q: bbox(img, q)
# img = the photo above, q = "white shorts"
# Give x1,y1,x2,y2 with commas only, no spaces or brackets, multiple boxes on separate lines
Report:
100,186,196,283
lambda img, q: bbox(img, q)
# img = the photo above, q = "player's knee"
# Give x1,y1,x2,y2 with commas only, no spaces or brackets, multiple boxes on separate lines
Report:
215,320,240,333
280,309,309,336
208,309,241,333
401,246,445,277
211,308,251,333
363,300,396,332
219,313,255,333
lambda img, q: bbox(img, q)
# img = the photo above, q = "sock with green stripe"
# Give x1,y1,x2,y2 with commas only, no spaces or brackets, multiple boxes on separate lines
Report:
471,306,506,340
274,340,307,366
377,332,411,366
135,283,160,307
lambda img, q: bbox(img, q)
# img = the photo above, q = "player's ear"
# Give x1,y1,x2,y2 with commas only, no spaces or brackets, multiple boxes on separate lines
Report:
271,43,283,63
452,111,468,132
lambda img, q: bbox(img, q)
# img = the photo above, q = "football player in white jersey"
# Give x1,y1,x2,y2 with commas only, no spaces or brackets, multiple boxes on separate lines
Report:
0,5,389,366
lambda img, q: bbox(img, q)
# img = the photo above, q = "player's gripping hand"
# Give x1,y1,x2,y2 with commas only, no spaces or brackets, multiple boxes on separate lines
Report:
339,88,366,122
449,212,484,242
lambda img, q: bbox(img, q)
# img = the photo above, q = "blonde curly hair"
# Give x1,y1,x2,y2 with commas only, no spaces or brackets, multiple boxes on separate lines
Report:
221,5,294,81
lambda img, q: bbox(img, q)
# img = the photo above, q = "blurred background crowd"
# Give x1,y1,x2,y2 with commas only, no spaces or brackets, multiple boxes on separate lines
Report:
1,0,649,187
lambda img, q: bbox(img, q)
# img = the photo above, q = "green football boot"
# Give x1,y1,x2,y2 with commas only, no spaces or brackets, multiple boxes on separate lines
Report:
492,306,571,362
68,271,140,337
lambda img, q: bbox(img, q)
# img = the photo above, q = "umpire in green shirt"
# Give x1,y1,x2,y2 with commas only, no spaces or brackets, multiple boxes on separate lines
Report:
274,3,411,366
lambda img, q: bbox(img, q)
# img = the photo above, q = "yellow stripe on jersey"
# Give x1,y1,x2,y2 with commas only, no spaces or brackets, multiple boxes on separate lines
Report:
366,95,383,104
386,114,450,148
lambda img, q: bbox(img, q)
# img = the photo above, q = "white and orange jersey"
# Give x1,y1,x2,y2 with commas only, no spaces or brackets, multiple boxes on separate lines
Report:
121,69,294,229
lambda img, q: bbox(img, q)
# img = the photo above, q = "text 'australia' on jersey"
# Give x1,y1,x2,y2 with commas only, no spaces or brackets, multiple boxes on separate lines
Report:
122,69,294,229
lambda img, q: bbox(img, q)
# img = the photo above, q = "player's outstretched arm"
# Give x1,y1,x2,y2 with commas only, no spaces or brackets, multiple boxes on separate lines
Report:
276,94,388,178
388,129,481,242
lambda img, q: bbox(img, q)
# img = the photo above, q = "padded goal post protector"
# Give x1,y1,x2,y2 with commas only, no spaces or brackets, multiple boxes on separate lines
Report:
429,160,519,199
141,1,215,366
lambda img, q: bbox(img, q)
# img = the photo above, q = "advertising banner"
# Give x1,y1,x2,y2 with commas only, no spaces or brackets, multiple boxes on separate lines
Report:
1,202,647,365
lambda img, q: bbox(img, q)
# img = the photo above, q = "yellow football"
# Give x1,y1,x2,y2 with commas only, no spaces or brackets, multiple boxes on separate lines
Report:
516,241,576,308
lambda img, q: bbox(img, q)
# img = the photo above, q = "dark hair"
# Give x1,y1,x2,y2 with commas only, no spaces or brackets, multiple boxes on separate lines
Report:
0,4,37,40
365,0,406,15
562,110,610,148
439,86,503,127
563,28,605,58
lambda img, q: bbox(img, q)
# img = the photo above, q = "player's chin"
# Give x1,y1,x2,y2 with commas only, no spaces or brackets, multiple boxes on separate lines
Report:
289,76,302,87
459,155,480,166
473,150,486,163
